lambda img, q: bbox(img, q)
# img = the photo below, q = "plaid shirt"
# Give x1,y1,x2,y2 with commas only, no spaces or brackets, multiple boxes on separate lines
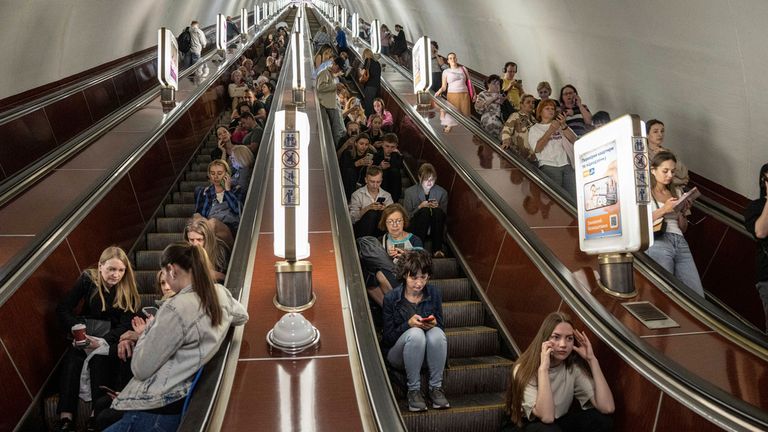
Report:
194,185,245,219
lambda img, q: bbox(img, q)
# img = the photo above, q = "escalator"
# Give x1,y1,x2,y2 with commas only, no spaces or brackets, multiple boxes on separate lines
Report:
312,4,768,431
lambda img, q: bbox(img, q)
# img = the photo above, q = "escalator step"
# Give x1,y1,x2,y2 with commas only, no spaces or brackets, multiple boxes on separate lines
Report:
135,271,158,294
190,163,209,172
431,258,459,279
140,293,161,309
135,250,162,270
172,192,196,204
178,181,205,192
443,301,484,328
146,233,184,250
400,392,505,432
430,278,472,302
196,154,212,163
164,203,195,218
156,217,187,233
445,326,500,358
185,171,209,181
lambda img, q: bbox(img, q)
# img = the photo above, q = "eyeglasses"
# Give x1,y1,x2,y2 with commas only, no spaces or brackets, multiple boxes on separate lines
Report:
386,219,403,226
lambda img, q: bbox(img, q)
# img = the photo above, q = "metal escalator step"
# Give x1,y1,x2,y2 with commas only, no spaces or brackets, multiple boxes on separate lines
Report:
389,356,514,399
135,271,159,294
156,217,188,233
443,301,484,328
185,171,208,181
139,293,161,309
146,233,184,250
445,326,500,358
432,258,460,279
172,192,196,204
164,203,195,218
196,154,212,163
400,391,506,432
178,181,205,192
430,278,471,302
135,250,162,270
190,163,209,172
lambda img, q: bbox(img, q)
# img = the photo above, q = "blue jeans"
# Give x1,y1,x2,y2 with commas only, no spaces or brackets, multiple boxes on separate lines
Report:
539,164,576,199
387,327,447,391
104,411,181,432
646,232,705,297
323,106,345,143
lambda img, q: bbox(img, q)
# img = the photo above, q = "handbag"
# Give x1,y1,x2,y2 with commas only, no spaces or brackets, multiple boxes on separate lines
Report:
359,67,369,84
461,66,475,101
652,196,666,239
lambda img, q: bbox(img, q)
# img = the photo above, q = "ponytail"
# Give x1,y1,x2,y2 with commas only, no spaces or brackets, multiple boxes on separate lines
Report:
162,243,223,327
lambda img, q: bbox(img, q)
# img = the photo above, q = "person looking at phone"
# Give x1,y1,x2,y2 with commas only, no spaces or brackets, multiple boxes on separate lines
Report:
54,246,141,432
229,145,255,193
194,159,245,238
646,119,689,187
646,151,705,297
105,243,248,431
503,312,614,431
382,250,449,412
340,133,377,199
367,98,394,131
373,133,404,202
184,218,231,283
528,99,577,199
368,114,386,147
501,93,537,161
744,162,768,332
403,163,449,258
349,166,393,238
501,61,525,111
336,121,361,156
238,112,263,155
559,85,593,137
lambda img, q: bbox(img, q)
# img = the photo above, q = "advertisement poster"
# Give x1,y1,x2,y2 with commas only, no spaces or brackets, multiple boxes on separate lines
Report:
580,141,620,239
412,37,426,93
157,28,179,90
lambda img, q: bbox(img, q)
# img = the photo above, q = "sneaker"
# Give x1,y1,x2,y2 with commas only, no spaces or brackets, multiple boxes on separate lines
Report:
54,418,74,431
407,390,428,412
86,417,98,432
433,250,445,258
429,387,450,409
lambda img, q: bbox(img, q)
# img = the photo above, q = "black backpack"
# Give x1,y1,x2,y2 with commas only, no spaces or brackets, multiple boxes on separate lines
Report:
178,27,192,54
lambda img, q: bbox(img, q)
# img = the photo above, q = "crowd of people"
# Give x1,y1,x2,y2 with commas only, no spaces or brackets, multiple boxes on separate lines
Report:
49,27,285,431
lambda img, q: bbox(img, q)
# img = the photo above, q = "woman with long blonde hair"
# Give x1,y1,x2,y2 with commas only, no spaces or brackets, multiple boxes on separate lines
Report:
504,312,614,431
54,246,140,431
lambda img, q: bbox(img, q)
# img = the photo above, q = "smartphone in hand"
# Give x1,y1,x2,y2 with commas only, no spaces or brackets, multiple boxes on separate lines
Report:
420,315,436,323
376,197,386,204
142,306,158,318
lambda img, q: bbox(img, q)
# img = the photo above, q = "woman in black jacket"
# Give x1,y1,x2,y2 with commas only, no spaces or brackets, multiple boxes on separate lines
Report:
54,246,140,431
360,48,381,117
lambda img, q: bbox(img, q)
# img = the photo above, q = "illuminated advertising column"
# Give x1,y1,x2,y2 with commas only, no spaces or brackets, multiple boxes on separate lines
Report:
240,8,248,41
352,12,359,40
157,27,179,112
371,19,381,54
333,4,339,24
341,8,348,29
412,36,432,107
254,4,261,26
216,14,227,52
291,28,306,105
574,114,651,297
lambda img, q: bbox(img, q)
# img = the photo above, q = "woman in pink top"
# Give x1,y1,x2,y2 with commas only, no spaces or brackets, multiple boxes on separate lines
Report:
435,53,474,133
367,98,394,131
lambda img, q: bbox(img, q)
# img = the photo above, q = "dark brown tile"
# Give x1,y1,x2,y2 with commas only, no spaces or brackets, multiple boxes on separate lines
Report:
66,176,145,267
222,357,362,431
113,69,141,106
164,113,197,173
532,227,591,271
0,340,32,432
0,236,35,269
0,242,80,395
61,132,143,170
445,177,507,289
129,139,178,221
0,169,104,235
238,233,348,360
186,94,216,143
133,61,158,93
0,109,57,176
655,392,726,431
44,91,93,144
83,79,120,122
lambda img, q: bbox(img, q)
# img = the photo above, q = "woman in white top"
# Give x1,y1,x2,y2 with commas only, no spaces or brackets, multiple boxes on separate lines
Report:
435,53,473,133
647,151,705,297
504,312,614,431
527,99,577,198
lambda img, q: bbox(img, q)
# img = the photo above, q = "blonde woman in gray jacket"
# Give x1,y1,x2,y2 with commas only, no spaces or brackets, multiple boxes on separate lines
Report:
105,243,248,431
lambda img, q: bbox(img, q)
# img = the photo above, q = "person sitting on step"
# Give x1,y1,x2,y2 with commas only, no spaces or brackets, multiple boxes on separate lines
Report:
403,163,449,258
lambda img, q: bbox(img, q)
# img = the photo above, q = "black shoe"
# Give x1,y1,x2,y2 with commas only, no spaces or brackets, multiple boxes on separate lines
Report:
429,387,450,409
86,416,98,432
54,418,74,431
407,390,428,412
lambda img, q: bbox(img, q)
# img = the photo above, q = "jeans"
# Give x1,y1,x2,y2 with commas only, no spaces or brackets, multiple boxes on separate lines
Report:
646,232,705,297
539,164,576,199
757,280,768,332
323,106,345,144
103,411,181,432
386,327,447,391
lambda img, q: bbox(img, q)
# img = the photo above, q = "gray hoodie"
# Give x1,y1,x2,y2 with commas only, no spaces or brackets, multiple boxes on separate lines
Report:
111,283,248,410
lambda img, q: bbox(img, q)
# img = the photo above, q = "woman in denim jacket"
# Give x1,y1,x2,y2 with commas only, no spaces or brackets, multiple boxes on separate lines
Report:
381,250,449,413
105,243,248,431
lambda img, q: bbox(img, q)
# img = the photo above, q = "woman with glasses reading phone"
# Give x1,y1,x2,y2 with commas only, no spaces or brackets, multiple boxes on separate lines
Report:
504,312,614,431
382,249,449,413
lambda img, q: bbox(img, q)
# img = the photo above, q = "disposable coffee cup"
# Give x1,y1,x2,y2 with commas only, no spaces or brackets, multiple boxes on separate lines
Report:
72,324,87,345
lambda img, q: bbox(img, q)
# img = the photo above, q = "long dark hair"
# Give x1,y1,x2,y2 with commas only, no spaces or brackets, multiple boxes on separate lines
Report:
650,151,679,197
759,163,768,199
505,312,589,426
161,243,222,327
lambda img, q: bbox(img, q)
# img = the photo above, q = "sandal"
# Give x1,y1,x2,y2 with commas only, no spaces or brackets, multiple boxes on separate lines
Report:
443,126,453,133
433,250,445,258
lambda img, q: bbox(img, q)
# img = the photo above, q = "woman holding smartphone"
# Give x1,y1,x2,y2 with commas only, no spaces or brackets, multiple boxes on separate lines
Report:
504,312,614,431
54,246,141,432
646,151,705,297
105,243,248,431
381,250,449,412
527,99,577,198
